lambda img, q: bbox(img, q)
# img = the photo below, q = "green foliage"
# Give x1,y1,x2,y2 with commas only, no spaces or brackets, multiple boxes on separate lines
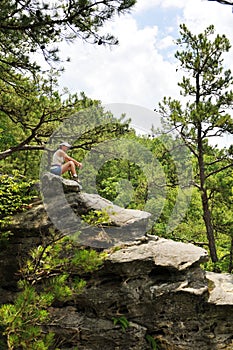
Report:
158,24,233,263
0,173,36,217
0,233,106,349
145,334,159,350
0,69,97,164
21,233,105,286
80,127,233,272
0,283,54,350
0,173,37,237
0,25,232,350
160,24,233,149
96,157,148,208
71,247,106,273
170,188,205,239
210,167,233,237
82,209,112,226
112,316,130,332
0,0,136,166
0,0,136,77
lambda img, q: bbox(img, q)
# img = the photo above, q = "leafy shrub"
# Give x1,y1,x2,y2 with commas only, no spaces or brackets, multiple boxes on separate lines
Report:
81,209,112,226
0,282,54,350
0,172,37,221
0,233,106,349
0,172,37,241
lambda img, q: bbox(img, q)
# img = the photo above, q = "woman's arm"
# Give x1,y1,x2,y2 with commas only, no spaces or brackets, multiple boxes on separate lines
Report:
62,150,82,168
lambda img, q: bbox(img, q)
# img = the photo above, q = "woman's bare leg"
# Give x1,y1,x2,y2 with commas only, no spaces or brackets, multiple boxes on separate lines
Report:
61,161,77,176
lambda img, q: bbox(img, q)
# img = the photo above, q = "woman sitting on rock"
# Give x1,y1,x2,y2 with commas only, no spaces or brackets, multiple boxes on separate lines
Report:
50,142,82,182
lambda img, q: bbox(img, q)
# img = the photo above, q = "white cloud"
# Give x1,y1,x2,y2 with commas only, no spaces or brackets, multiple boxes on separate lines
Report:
161,0,189,9
181,0,233,34
57,0,233,114
133,0,161,13
157,35,174,50
58,15,179,109
180,0,233,70
133,0,185,13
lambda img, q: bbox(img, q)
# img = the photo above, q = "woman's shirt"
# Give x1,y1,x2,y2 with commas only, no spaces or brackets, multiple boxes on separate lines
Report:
51,150,65,166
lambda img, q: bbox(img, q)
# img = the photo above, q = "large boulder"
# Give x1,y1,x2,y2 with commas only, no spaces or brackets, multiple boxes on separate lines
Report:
9,172,151,249
1,174,233,349
0,176,151,288
41,171,82,193
46,239,233,350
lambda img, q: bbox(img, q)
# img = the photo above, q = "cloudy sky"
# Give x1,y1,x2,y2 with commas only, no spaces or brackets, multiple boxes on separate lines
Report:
53,0,233,143
56,0,233,107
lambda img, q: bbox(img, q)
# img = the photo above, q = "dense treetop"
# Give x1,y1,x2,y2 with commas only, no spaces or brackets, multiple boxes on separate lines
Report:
0,0,136,75
0,0,136,159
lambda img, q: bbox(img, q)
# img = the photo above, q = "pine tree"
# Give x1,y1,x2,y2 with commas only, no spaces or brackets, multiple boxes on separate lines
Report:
158,24,233,262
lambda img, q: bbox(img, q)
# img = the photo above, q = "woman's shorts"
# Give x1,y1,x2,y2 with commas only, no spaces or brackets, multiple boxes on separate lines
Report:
50,165,62,176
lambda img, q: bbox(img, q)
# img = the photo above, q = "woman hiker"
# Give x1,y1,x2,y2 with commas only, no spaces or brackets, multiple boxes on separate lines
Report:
50,142,82,182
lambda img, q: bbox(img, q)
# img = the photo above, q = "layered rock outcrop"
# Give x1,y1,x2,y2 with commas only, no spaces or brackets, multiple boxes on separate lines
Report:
0,176,233,349
10,172,151,249
46,238,233,350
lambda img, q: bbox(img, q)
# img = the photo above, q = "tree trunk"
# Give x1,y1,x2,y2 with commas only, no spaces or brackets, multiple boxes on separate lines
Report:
228,235,233,273
201,188,218,262
197,122,218,263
